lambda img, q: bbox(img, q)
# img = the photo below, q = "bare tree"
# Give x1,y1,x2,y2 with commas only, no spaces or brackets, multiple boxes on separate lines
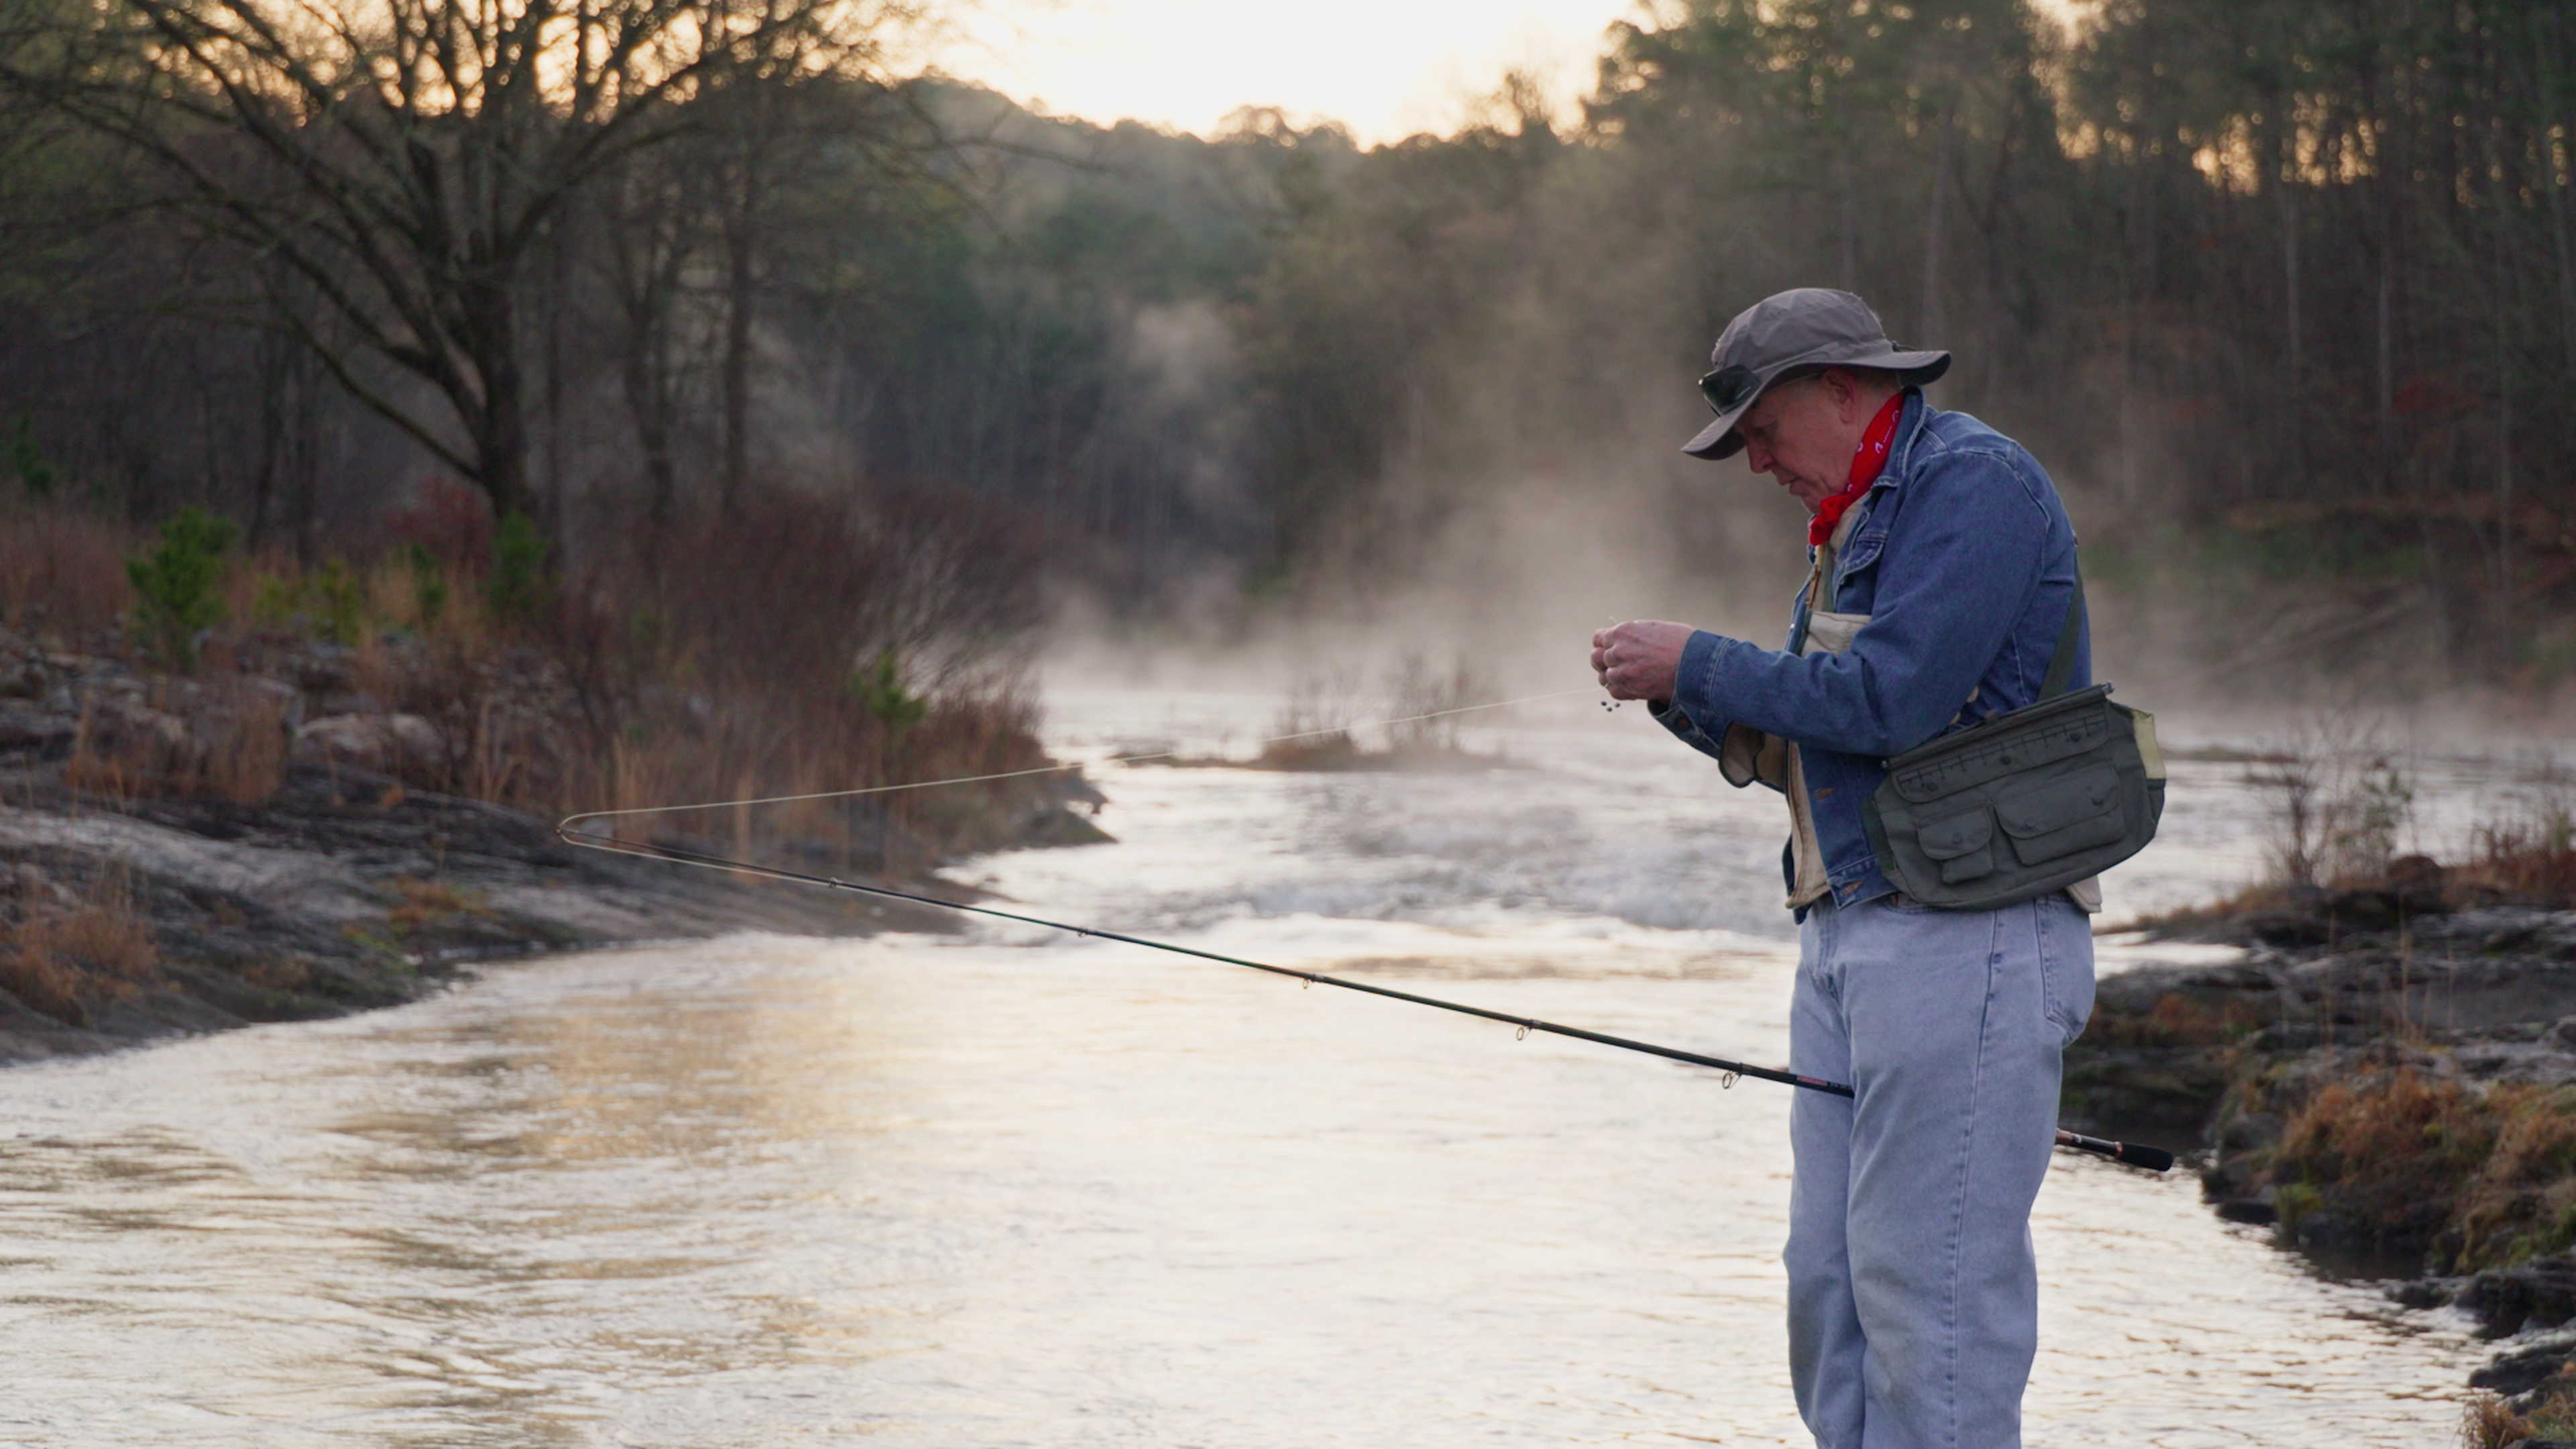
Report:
3,0,926,531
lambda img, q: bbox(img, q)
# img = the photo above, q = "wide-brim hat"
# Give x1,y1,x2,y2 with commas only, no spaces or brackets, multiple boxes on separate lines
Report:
1682,288,1951,460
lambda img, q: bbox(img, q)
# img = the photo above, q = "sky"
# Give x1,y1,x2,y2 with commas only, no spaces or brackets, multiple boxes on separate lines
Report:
936,0,1650,146
936,1,2097,148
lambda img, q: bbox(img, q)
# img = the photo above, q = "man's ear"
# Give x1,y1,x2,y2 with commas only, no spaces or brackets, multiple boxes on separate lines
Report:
1820,367,1862,421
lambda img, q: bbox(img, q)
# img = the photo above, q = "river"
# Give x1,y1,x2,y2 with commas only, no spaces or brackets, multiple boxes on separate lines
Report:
0,688,2544,1446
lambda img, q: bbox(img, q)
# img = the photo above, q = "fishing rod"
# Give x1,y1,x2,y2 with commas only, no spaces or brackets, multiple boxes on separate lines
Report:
556,824,2178,1174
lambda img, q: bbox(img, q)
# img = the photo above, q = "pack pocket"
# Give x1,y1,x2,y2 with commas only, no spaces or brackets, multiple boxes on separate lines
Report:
1917,807,1997,884
1996,763,2125,867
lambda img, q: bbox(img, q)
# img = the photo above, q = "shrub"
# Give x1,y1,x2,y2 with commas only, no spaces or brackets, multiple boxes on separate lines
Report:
853,649,928,738
486,510,547,623
401,543,449,628
126,506,237,668
311,558,365,645
1383,649,1485,751
9,415,60,499
378,476,492,568
249,572,302,629
2245,714,2415,888
0,501,130,635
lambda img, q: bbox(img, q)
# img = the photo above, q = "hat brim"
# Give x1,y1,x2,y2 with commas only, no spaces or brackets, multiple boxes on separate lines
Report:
1680,349,1952,460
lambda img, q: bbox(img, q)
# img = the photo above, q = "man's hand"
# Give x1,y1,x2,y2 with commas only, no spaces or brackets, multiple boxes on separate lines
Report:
1591,621,1695,702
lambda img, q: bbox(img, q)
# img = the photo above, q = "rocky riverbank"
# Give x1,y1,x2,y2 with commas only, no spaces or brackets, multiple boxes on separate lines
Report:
0,622,1108,1066
2070,873,2576,1436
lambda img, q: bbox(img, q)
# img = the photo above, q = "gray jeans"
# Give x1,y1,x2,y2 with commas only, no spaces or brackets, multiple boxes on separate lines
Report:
1786,893,2094,1449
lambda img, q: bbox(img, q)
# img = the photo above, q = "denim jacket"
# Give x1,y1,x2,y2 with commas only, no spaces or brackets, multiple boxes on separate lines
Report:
1650,390,2086,914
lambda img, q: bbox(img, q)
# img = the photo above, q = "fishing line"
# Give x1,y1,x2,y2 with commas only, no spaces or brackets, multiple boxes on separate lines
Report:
554,824,2177,1174
557,687,1602,833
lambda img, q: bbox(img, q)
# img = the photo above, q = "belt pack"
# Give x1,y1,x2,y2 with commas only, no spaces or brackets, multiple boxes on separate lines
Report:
1859,564,2165,910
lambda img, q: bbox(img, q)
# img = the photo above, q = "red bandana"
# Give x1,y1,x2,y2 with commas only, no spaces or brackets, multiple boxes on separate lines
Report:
1807,392,1906,547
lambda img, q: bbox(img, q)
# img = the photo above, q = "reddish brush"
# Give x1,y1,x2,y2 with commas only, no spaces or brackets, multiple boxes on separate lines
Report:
0,503,135,637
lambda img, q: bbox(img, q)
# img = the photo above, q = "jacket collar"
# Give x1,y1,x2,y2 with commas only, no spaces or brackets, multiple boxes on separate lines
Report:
1872,388,1933,492
1804,388,1931,561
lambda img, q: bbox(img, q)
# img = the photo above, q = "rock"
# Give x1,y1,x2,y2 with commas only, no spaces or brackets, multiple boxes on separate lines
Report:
2390,853,2447,894
2461,1256,2576,1338
86,698,193,765
1014,803,1114,849
0,699,74,756
0,649,46,699
2388,1277,2455,1309
292,714,446,780
2471,1340,2576,1395
2219,1111,2284,1151
237,677,304,733
2243,905,2332,949
286,645,352,694
1,861,76,912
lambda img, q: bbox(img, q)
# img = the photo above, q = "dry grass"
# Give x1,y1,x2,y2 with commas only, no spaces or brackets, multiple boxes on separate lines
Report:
0,869,159,1026
59,680,289,804
2093,990,2265,1049
62,702,142,804
192,683,290,804
2461,1389,2530,1449
2469,1375,2576,1448
240,958,311,991
2457,763,2576,907
0,502,135,638
2268,1069,2576,1271
2273,1070,2493,1256
0,945,87,1025
12,486,1056,869
385,876,486,935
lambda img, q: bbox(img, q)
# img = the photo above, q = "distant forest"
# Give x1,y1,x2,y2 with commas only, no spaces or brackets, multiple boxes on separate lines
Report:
3,0,2572,691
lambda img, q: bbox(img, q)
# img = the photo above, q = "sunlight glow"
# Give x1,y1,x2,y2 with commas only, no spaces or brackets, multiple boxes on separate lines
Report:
938,0,2104,146
937,0,1642,144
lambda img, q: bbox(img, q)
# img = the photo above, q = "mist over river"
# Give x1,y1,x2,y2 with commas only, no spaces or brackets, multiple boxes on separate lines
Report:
0,688,2550,1447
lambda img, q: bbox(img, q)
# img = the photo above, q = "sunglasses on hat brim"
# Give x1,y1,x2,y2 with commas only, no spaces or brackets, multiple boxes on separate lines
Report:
1697,364,1759,417
1699,362,1839,417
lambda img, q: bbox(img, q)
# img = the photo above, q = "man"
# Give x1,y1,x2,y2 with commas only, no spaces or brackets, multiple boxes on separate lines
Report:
1590,288,2094,1449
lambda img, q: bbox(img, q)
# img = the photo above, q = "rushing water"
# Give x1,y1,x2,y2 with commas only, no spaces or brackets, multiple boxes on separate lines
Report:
0,690,2546,1447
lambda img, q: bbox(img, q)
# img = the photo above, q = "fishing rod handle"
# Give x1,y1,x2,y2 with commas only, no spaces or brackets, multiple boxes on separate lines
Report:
2055,1129,2176,1173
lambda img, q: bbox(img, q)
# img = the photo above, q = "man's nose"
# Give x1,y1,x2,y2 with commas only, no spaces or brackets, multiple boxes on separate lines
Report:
1745,438,1774,473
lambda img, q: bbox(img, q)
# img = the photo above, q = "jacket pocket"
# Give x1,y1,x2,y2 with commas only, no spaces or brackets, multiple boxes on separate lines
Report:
1996,763,2125,867
1831,531,1886,600
1917,806,1996,884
